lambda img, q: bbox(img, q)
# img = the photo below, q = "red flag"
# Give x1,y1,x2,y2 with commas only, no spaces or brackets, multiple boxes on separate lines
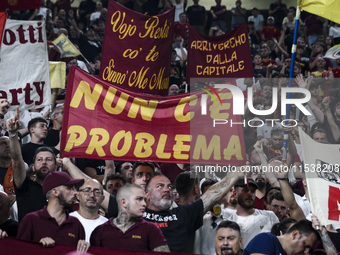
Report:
0,0,40,11
0,12,7,50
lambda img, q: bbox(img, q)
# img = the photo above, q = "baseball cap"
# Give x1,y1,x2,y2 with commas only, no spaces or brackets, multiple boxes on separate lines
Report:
234,178,259,189
267,16,275,20
43,172,84,195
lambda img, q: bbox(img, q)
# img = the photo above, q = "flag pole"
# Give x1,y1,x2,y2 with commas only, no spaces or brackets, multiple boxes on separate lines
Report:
282,0,301,162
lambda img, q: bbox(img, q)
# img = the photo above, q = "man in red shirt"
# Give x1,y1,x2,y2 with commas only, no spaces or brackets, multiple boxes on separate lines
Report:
174,13,190,41
331,58,340,78
261,16,281,41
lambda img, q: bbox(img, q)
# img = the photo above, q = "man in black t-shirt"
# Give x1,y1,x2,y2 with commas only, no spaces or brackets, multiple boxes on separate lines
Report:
143,172,242,253
21,117,59,166
186,0,207,35
7,109,58,221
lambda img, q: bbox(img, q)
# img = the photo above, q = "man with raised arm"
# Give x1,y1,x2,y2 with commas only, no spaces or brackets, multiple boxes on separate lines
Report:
143,171,243,253
90,184,169,252
61,158,243,252
7,108,58,221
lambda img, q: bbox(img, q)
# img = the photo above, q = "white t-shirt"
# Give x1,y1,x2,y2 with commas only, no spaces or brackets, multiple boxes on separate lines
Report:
69,211,108,242
248,15,264,31
224,209,279,248
329,26,340,39
193,212,226,255
174,3,185,22
175,47,187,62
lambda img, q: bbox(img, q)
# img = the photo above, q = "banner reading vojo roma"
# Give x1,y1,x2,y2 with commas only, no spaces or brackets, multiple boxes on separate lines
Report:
0,19,51,110
61,67,246,165
299,129,340,225
100,1,174,96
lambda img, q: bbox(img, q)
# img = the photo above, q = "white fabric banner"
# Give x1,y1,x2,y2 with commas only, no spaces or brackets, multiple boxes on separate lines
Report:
299,128,340,226
0,19,51,110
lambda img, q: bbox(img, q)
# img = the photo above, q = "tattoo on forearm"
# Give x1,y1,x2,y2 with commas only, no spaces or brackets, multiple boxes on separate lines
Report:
320,231,337,255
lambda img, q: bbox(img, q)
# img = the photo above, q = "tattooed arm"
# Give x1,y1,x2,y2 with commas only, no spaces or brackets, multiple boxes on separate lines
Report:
312,215,338,255
201,170,242,214
153,245,170,252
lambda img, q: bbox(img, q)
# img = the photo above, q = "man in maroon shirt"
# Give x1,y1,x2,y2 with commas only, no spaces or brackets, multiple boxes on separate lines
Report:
90,183,169,252
17,171,89,252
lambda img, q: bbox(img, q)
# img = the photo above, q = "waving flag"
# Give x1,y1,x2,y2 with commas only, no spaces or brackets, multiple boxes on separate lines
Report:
299,0,340,24
300,128,340,225
52,33,81,58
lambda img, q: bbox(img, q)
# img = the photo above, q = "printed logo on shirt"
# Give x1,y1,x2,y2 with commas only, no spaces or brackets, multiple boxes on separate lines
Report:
132,235,141,239
68,233,76,238
260,226,264,229
143,212,178,222
153,222,168,228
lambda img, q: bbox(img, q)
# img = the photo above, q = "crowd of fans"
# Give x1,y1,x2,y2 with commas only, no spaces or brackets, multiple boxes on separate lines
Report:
0,0,340,254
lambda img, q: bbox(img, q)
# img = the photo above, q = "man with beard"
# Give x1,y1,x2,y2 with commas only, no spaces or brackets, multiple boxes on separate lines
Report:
143,171,243,253
6,109,58,221
70,179,107,242
215,221,243,255
17,171,89,252
226,178,279,248
250,164,268,209
90,184,169,252
266,192,288,221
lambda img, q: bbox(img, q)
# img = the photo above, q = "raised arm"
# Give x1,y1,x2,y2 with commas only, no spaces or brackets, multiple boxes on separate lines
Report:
311,215,338,255
295,74,325,123
6,107,26,189
254,141,279,188
62,158,111,211
276,170,305,221
201,170,242,214
322,97,340,142
68,9,81,39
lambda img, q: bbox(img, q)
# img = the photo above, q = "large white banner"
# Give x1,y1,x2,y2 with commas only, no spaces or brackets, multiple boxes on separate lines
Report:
0,19,51,110
300,129,340,225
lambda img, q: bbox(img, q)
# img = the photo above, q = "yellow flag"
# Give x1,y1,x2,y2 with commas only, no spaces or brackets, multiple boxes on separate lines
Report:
52,33,81,58
49,61,66,89
299,0,340,24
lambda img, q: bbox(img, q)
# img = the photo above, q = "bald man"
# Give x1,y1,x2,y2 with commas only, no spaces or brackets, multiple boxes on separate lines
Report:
168,84,179,96
70,179,108,242
90,184,170,252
